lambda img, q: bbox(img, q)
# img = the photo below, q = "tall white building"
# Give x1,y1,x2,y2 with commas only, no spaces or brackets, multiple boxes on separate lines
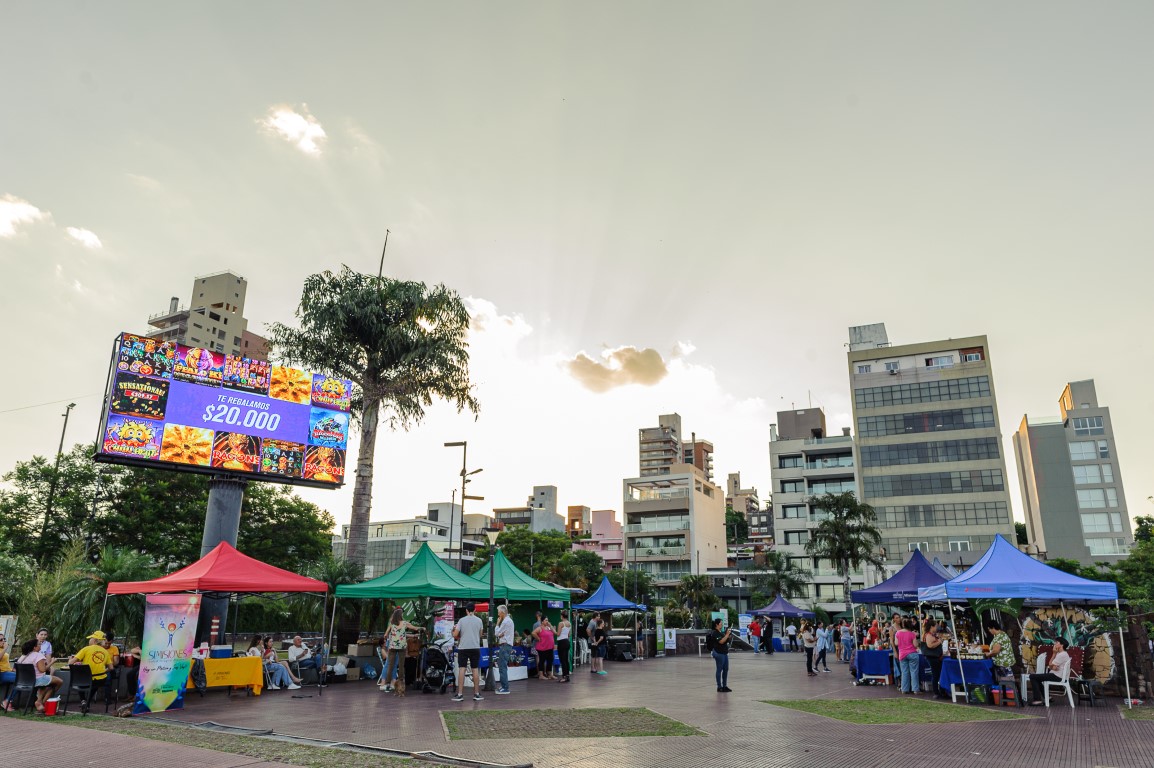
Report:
147,270,268,359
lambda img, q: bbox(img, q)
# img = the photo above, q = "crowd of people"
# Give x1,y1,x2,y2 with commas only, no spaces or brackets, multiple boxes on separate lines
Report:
1,627,140,712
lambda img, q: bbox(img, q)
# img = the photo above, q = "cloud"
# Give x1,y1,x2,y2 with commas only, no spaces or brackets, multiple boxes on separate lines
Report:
0,195,50,237
259,104,327,155
124,173,162,191
566,345,670,393
65,226,103,249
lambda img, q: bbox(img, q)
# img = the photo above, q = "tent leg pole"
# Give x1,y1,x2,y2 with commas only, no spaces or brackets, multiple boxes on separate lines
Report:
948,599,968,702
99,594,109,633
1117,599,1132,708
318,593,328,696
1060,600,1069,639
327,598,339,675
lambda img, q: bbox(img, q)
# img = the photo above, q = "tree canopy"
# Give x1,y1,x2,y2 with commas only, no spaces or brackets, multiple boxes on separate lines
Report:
806,492,884,612
748,549,813,605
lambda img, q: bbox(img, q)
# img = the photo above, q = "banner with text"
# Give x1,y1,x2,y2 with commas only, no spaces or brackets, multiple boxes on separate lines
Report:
134,594,201,715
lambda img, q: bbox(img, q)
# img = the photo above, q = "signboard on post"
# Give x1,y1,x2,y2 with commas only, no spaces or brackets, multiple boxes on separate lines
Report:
655,607,665,656
134,594,201,714
711,610,728,630
96,333,349,488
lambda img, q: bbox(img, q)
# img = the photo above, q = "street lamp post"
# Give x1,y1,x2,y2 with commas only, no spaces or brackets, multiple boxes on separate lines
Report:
444,441,483,570
38,402,76,561
484,528,500,692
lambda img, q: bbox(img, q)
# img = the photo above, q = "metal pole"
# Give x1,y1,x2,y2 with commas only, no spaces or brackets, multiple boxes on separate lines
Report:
99,594,109,633
947,598,968,700
37,402,75,561
1117,598,1133,708
317,593,329,695
485,547,496,691
458,445,468,569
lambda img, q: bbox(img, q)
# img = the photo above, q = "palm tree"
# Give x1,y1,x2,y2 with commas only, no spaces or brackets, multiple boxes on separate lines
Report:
677,574,718,628
749,550,813,606
268,267,480,566
56,544,160,648
805,492,885,614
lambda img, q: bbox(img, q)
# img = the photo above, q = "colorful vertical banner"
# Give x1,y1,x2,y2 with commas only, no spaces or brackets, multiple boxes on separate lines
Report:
134,594,201,714
655,607,666,656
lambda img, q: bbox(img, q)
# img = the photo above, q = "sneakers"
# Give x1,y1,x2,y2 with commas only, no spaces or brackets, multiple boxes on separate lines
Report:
267,684,280,690
721,686,733,692
287,683,301,690
451,694,464,702
596,670,607,676
473,694,484,701
495,689,510,695
717,686,724,692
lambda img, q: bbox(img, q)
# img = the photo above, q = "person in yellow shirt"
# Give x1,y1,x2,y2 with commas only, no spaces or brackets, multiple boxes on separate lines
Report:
69,630,113,710
0,638,14,687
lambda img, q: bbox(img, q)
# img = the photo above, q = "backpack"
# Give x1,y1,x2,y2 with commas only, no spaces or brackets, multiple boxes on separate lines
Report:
190,658,207,695
705,631,718,652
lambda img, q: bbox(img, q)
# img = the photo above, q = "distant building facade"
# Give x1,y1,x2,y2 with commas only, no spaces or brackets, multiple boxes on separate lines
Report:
147,270,269,359
567,505,592,538
726,472,765,542
492,485,564,533
572,509,624,571
1013,379,1134,564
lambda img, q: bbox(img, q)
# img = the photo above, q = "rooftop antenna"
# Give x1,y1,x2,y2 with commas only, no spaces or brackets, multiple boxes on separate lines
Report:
377,229,390,280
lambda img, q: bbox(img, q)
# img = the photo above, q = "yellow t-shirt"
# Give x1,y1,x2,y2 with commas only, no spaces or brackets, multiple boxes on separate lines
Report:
74,644,112,680
0,650,11,673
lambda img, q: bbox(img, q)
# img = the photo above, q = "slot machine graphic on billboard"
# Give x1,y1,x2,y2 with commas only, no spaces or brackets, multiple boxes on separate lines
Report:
96,333,346,488
102,414,163,461
222,356,271,395
173,345,225,386
116,334,175,379
211,432,261,472
260,439,305,479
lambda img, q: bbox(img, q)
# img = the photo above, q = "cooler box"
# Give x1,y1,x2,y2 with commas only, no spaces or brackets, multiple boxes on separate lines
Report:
210,645,233,659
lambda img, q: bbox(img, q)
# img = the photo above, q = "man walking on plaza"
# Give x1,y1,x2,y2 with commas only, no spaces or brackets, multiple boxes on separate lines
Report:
451,603,485,702
749,615,762,654
786,621,798,652
494,604,514,695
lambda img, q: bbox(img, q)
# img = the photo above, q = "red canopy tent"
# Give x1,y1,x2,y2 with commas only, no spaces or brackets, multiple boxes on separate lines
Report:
107,541,328,595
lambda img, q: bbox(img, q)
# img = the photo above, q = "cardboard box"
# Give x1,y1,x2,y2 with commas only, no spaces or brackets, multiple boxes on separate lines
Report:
347,644,374,657
346,667,361,681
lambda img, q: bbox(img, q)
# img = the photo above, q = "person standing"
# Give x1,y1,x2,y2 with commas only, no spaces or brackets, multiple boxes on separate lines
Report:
840,620,855,664
635,616,645,660
831,621,842,662
532,617,556,680
383,609,423,697
920,619,946,698
451,603,485,702
814,622,832,672
801,621,817,676
786,621,798,652
983,620,1017,680
763,617,774,655
708,618,733,692
896,618,921,694
749,616,762,655
591,616,608,676
494,604,515,695
555,610,572,683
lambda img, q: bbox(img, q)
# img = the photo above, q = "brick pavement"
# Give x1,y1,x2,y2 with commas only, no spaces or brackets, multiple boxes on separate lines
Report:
116,651,1154,767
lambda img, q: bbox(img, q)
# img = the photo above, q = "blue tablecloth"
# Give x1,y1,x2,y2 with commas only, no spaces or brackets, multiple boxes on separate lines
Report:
771,637,784,652
940,658,994,688
856,650,892,677
478,646,536,670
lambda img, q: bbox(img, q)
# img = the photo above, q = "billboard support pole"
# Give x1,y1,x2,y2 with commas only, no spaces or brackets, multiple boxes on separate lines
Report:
198,475,247,643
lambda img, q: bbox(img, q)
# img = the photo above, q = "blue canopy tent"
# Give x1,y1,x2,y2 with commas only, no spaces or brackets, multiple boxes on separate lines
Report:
917,534,1130,704
574,577,641,661
750,595,815,618
932,557,959,578
851,549,951,604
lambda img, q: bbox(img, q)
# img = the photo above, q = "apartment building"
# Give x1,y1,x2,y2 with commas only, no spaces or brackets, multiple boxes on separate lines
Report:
566,505,592,538
492,485,564,532
147,271,268,359
847,323,1015,568
330,516,481,578
1014,379,1134,564
639,413,714,480
571,509,625,571
726,472,767,542
769,408,866,611
622,464,726,599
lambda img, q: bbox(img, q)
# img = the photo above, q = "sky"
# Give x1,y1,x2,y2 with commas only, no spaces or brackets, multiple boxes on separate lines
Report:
2,2,1153,534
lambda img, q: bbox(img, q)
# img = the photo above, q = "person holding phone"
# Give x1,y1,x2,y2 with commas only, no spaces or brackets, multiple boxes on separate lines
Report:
708,618,733,692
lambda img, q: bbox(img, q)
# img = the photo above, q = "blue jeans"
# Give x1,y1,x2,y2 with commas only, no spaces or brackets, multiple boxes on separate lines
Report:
497,644,511,691
712,650,729,688
899,653,921,693
266,663,292,688
750,636,760,654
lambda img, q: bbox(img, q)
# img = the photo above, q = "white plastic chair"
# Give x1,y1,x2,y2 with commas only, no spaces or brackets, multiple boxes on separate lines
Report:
577,638,590,665
1025,652,1075,708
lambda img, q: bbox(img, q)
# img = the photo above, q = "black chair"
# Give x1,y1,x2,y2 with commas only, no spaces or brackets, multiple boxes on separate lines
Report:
64,665,93,716
4,663,43,715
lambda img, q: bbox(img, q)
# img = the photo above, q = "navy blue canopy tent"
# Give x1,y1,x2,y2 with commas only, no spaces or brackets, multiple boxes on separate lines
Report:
574,576,638,611
851,550,951,604
918,534,1130,704
750,594,815,618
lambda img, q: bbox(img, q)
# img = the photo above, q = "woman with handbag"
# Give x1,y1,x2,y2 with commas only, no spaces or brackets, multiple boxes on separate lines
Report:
382,608,423,696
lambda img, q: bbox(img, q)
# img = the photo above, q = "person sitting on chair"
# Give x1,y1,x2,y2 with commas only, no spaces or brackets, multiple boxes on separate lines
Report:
287,635,326,677
69,630,113,709
1029,637,1071,706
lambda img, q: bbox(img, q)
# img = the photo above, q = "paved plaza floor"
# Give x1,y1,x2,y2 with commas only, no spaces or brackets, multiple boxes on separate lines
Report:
131,650,1154,768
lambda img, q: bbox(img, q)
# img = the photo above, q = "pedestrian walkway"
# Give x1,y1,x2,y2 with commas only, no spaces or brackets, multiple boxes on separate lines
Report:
108,653,1154,767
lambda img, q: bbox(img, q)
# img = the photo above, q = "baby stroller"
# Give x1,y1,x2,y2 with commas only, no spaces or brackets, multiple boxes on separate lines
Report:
421,636,456,694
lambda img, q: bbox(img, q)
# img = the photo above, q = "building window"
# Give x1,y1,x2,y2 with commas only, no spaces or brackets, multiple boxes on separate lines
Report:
1098,440,1110,459
885,361,900,372
857,364,872,374
1080,513,1111,533
1077,489,1106,509
1085,538,1128,556
857,406,995,437
783,531,809,545
860,437,999,468
781,505,806,519
863,469,1004,498
1069,441,1095,461
925,355,954,368
1072,465,1101,485
1072,416,1104,436
948,540,971,552
878,501,1010,528
209,311,221,322
809,480,857,495
780,480,804,494
1106,488,1119,508
854,376,990,410
1101,464,1114,483
778,455,803,469
908,541,929,552
1110,513,1123,533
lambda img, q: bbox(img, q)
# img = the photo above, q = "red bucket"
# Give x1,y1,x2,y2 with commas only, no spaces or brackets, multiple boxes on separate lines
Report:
44,697,59,716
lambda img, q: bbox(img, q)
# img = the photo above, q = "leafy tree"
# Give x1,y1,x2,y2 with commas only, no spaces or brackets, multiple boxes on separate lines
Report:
567,549,609,589
725,504,749,544
1133,516,1154,544
677,574,718,627
1015,521,1029,545
470,528,571,582
607,568,655,604
0,540,34,615
268,267,480,567
0,443,100,563
237,484,335,573
748,550,813,605
806,492,885,613
57,545,159,644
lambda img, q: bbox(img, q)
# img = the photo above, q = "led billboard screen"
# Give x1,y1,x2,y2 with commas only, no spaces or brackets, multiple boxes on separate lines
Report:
96,333,348,488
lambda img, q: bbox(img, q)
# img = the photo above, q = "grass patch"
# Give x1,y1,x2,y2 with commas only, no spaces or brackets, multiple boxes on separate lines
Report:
762,698,1029,725
1122,706,1154,721
20,713,446,767
441,707,703,740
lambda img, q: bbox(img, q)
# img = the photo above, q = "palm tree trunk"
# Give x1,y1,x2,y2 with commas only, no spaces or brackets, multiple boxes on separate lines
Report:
345,395,380,566
842,558,852,614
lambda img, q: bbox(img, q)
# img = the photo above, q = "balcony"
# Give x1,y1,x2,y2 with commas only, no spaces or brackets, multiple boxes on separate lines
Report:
629,546,688,558
148,306,190,325
625,522,690,533
803,435,853,446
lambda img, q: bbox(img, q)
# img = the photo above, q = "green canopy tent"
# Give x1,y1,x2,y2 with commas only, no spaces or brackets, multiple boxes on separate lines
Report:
472,550,574,674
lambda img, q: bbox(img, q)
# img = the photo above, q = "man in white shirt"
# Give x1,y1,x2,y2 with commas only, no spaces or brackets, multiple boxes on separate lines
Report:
286,636,326,677
452,604,485,702
494,605,515,695
786,622,798,652
1029,637,1072,705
